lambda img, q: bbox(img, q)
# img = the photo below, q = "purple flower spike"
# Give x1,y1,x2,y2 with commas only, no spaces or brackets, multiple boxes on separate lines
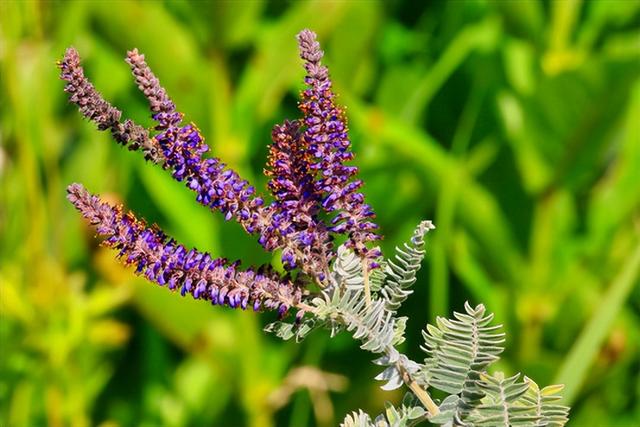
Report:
58,48,162,162
126,49,177,121
124,48,274,242
61,46,275,248
151,120,273,242
296,30,380,259
63,31,387,321
264,120,332,277
66,183,302,314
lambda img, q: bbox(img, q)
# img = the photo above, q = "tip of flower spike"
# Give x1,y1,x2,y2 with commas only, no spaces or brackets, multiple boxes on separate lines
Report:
297,30,322,61
66,183,89,206
296,29,328,80
423,220,436,230
66,182,84,194
59,47,80,69
58,46,127,133
125,47,176,116
126,48,143,61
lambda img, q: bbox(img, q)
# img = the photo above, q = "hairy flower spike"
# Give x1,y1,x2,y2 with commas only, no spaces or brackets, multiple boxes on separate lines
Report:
122,49,270,240
297,29,329,81
60,46,269,240
296,30,380,258
126,49,176,118
58,47,163,163
153,121,267,235
62,29,381,311
66,183,301,313
264,120,332,276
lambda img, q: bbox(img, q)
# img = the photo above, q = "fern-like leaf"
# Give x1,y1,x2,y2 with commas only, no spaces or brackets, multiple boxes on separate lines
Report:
333,244,364,290
265,244,365,343
518,377,570,427
381,397,428,427
342,293,396,353
380,220,435,312
311,286,396,354
263,317,319,342
342,396,427,427
421,302,505,393
420,301,505,424
369,254,387,293
471,372,537,426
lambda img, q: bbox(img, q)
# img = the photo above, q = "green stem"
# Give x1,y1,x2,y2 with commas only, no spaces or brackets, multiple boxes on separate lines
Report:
554,240,640,403
362,259,372,308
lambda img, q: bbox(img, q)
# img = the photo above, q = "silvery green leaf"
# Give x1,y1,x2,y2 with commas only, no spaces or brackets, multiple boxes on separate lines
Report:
407,406,426,420
515,376,570,426
379,220,435,313
333,245,364,291
263,321,294,340
373,414,390,427
420,302,506,423
375,365,403,391
384,402,402,424
393,316,407,346
373,348,400,366
341,410,375,427
427,395,458,425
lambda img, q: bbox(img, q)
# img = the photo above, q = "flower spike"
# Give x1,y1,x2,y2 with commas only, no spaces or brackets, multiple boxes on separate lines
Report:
67,183,301,313
62,30,382,313
60,47,273,246
296,30,380,257
126,48,177,120
58,47,163,163
123,49,270,241
264,120,332,276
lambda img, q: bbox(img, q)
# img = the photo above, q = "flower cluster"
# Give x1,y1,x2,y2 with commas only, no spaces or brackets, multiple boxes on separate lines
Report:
59,47,162,162
67,183,301,315
60,30,379,314
125,49,267,234
264,119,333,277
259,30,382,276
296,30,379,258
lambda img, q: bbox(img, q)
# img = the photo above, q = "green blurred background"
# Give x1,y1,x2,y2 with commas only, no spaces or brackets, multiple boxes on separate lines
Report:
1,1,639,426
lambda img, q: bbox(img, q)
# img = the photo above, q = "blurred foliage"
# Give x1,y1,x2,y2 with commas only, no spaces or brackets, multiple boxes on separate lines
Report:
1,0,639,426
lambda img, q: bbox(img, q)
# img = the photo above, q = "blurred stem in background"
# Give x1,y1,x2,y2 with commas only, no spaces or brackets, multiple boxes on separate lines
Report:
430,77,486,322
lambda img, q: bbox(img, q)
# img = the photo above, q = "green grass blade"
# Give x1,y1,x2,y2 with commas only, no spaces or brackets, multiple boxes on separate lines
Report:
554,241,640,404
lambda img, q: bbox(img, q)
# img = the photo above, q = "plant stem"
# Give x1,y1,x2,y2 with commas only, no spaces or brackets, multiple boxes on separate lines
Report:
397,360,440,416
295,292,439,416
362,259,372,308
